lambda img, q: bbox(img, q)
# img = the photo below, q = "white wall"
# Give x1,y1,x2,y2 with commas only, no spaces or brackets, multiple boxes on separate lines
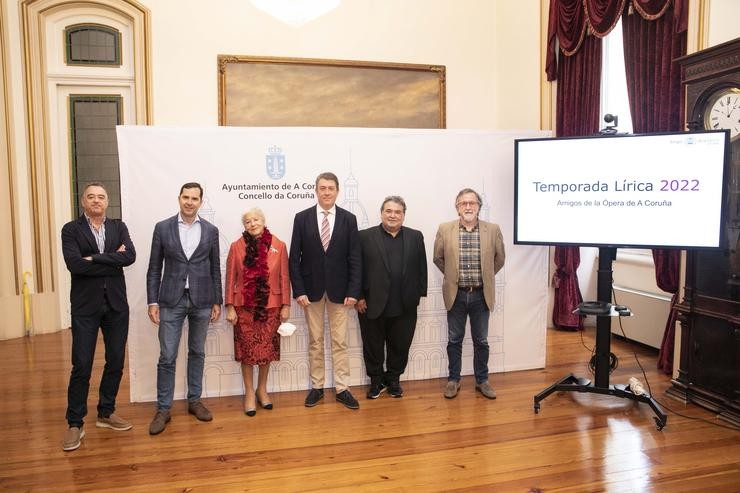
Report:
142,0,542,129
707,0,740,47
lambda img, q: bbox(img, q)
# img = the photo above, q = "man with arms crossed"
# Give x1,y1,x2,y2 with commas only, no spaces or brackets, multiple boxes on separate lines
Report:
433,188,505,400
61,182,136,451
147,182,222,434
289,172,362,409
356,196,427,399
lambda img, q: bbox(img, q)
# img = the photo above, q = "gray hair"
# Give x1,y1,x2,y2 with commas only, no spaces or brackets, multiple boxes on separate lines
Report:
455,188,482,207
241,207,265,224
81,181,108,197
380,195,407,213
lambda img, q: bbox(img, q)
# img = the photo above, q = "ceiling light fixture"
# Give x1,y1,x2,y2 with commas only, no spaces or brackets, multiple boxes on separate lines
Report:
250,0,341,28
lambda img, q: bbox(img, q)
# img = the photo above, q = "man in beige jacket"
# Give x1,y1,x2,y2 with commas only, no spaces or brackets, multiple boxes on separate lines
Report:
433,188,505,399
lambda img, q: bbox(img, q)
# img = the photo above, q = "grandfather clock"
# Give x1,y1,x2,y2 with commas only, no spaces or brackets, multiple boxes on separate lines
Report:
670,37,740,427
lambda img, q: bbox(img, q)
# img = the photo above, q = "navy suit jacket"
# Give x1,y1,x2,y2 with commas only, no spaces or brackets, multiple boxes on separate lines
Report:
61,216,136,316
146,214,223,309
289,205,361,303
359,225,428,320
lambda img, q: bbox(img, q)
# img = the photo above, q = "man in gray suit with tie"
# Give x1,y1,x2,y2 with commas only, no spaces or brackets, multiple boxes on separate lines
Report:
146,182,222,435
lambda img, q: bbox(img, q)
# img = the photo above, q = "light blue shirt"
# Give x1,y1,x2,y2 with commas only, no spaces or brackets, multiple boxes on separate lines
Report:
178,213,202,288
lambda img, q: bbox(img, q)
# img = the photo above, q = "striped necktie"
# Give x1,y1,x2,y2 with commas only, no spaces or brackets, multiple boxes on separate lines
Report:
320,211,330,251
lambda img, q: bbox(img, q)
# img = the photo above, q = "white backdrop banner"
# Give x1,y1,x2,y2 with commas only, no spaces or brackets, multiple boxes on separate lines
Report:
117,126,550,402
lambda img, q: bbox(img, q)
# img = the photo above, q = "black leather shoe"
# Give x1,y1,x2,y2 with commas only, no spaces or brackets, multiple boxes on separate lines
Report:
366,382,387,399
336,390,360,410
304,388,324,407
257,392,273,410
388,381,403,398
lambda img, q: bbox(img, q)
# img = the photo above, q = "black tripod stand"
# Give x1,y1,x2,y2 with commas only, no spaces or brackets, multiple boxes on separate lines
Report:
533,247,668,430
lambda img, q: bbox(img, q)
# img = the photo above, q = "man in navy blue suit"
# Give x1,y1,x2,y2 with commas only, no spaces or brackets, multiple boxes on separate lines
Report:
61,182,136,451
146,182,222,435
289,172,362,409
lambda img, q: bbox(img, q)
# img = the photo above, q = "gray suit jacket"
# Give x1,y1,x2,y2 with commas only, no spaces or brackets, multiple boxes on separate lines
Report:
433,219,505,311
146,214,223,308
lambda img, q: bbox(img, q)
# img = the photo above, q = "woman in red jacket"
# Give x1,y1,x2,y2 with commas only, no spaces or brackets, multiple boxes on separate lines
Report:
225,208,291,416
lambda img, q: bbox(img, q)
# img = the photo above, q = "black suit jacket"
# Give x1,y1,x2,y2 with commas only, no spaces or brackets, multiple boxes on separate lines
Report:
359,225,427,319
61,216,136,316
289,205,361,303
146,214,223,309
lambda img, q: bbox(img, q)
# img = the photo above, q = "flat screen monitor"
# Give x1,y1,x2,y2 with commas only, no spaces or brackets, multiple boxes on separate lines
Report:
514,130,729,249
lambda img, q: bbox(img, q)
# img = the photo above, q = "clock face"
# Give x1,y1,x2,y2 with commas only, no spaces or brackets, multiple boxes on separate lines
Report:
704,88,740,140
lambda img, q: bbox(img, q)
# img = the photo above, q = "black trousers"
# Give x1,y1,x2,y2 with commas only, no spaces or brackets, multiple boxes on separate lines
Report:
66,300,129,428
358,310,417,384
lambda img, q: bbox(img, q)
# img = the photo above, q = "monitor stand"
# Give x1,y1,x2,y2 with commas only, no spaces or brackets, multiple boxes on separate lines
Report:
533,247,668,430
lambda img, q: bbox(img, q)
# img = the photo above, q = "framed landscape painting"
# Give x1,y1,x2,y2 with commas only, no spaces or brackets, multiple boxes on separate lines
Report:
218,55,446,128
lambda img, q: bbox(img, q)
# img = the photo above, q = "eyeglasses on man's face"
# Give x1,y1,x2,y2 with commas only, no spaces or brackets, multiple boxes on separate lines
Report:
456,201,479,208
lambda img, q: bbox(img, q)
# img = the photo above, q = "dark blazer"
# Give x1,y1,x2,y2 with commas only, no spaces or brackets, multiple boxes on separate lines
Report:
359,225,428,319
146,214,223,308
61,216,136,316
289,205,361,303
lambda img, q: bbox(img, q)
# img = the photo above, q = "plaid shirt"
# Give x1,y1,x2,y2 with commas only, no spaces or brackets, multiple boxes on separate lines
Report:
458,222,482,288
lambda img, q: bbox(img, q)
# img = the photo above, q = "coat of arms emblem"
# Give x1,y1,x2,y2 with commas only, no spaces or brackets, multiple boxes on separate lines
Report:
266,145,286,179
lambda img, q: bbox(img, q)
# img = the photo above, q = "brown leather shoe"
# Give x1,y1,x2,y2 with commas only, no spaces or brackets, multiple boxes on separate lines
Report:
444,380,461,399
149,410,171,435
188,400,213,421
475,381,497,399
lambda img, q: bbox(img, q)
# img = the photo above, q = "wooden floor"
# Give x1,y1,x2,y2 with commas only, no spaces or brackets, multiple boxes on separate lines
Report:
1,328,738,492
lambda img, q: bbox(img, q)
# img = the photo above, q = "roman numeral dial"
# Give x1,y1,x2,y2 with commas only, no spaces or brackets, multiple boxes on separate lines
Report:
704,87,740,140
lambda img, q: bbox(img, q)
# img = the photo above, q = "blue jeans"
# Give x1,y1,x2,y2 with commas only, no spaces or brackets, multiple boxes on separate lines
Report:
446,288,490,384
156,292,211,410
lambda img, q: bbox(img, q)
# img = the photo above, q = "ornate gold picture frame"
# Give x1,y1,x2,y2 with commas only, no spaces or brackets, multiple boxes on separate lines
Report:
218,55,446,128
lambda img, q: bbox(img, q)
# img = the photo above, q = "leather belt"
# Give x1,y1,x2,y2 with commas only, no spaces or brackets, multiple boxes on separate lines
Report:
459,286,483,292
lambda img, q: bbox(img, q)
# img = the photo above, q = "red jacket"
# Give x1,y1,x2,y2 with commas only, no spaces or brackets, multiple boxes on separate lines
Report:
224,235,290,309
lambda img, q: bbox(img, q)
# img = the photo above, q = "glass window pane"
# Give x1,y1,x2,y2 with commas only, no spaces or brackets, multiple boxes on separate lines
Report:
600,18,634,135
70,96,123,219
65,25,120,65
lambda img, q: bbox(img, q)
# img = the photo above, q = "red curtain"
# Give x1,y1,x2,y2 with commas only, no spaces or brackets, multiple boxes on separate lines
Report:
547,0,629,80
622,0,687,373
548,0,606,330
552,246,584,330
551,35,602,330
584,0,628,36
652,250,681,373
546,0,688,344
